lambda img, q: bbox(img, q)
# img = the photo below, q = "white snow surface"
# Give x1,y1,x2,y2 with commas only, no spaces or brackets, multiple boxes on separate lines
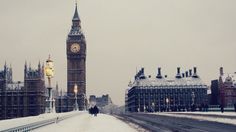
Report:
132,77,207,88
154,112,236,126
34,112,137,132
0,112,75,131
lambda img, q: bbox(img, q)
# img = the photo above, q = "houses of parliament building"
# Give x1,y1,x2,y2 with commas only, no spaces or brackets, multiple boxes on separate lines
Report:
0,4,87,120
0,62,45,120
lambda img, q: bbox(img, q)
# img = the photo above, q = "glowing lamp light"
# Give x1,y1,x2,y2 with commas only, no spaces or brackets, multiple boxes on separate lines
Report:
74,84,78,94
45,55,54,78
166,98,169,103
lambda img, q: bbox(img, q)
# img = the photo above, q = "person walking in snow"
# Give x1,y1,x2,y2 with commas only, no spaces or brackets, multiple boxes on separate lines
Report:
93,105,99,116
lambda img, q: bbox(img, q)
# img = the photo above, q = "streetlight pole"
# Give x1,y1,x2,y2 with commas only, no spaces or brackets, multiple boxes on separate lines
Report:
138,93,140,112
83,93,86,111
45,55,55,113
166,98,169,112
158,93,160,112
74,84,78,111
191,92,195,105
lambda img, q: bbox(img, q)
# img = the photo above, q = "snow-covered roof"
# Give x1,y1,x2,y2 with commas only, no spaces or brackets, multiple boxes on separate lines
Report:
131,67,207,89
6,82,24,90
220,73,236,87
219,67,236,88
131,77,207,88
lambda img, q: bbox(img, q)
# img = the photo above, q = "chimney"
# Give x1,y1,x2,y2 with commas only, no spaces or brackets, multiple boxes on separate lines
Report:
158,67,161,76
186,71,188,77
141,68,144,74
139,68,146,79
193,67,197,74
176,67,182,78
189,69,192,76
156,67,163,79
192,67,198,78
220,67,223,76
177,67,180,74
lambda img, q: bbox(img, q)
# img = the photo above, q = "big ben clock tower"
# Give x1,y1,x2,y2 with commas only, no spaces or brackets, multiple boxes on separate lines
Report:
66,3,86,110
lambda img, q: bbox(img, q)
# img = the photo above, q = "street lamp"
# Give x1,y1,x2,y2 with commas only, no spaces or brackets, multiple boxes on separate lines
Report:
45,55,55,113
74,84,78,111
158,95,160,112
83,93,86,111
166,98,169,111
138,93,140,112
152,102,155,112
191,92,195,105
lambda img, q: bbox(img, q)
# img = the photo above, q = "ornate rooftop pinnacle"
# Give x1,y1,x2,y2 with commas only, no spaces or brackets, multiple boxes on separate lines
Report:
72,2,80,21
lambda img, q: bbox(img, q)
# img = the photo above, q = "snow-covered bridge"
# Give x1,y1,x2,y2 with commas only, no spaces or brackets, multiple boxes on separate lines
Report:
0,112,137,132
1,111,236,132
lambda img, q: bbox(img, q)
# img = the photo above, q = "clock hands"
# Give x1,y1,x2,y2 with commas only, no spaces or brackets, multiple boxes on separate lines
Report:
71,43,80,53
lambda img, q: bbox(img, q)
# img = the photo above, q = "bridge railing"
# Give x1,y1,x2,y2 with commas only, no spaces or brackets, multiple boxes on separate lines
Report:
208,106,234,112
0,112,79,132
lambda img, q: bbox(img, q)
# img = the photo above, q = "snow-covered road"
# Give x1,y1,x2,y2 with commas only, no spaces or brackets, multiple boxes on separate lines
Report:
34,112,137,132
155,112,236,125
119,112,236,132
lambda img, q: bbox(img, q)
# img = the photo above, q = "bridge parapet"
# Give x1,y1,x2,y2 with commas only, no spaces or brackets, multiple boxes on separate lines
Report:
0,111,81,132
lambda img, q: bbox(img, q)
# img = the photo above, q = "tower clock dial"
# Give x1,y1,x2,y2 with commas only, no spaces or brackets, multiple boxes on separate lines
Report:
70,43,80,53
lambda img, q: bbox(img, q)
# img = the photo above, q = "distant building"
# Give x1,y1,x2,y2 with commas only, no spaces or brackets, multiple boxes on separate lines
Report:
0,62,46,120
210,79,219,105
125,89,129,112
126,67,208,112
219,67,236,107
55,91,73,113
89,94,112,108
89,95,96,103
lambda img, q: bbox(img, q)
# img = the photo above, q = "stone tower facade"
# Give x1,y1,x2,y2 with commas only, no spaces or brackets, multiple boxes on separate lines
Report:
0,62,45,120
23,62,45,116
0,62,13,92
66,4,86,110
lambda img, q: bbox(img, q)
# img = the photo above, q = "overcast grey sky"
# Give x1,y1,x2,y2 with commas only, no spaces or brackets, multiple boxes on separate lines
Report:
0,0,236,106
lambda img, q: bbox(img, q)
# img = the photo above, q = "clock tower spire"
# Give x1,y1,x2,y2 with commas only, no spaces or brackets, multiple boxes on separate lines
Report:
66,3,86,111
72,2,80,21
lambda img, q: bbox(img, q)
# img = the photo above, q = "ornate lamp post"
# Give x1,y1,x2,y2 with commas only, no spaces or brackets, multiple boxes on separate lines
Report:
138,93,140,112
83,93,86,111
191,92,195,105
74,84,78,111
152,102,155,112
158,94,160,112
45,55,55,113
166,98,169,111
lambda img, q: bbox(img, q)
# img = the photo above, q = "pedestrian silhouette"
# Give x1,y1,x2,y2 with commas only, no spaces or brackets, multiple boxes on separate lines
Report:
93,105,99,116
89,105,99,116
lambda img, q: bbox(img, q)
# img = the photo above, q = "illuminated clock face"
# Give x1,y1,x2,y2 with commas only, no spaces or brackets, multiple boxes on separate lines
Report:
70,43,80,53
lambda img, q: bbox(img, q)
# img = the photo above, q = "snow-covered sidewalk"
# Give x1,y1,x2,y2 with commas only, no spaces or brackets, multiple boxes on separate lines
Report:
34,113,137,132
153,112,236,126
0,111,81,131
0,112,69,131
